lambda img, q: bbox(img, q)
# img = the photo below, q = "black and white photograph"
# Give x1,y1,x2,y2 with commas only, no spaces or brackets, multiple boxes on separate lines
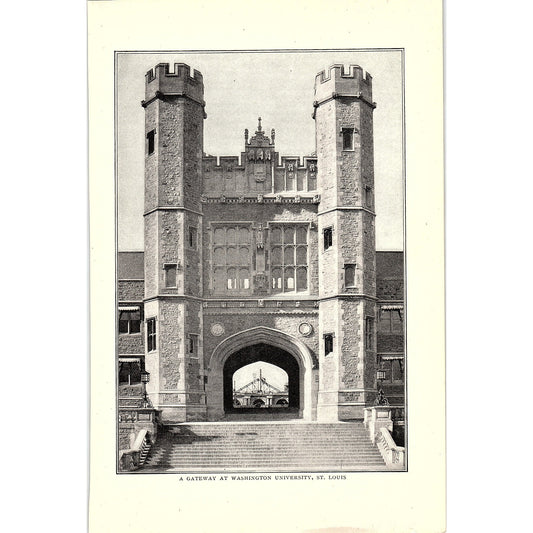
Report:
115,50,406,473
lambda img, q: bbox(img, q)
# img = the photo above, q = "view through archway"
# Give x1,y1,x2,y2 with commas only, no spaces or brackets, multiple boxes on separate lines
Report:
232,361,289,409
223,343,301,417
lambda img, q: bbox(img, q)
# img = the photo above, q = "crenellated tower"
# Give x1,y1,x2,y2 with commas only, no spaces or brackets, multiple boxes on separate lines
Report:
314,64,378,420
142,63,206,422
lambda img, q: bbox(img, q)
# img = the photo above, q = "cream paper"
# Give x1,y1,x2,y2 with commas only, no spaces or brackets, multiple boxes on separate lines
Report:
88,1,444,532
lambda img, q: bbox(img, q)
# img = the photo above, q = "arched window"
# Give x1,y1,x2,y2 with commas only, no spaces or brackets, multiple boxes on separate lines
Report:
213,247,225,265
271,268,282,291
285,267,295,290
226,227,236,244
284,247,295,265
296,267,308,291
227,268,237,290
296,246,307,264
239,268,250,289
213,228,225,245
296,227,307,244
239,227,250,243
271,246,282,266
271,227,282,244
238,246,249,265
214,267,225,293
284,227,295,244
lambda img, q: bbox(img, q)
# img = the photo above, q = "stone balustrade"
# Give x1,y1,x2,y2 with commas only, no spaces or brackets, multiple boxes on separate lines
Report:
363,406,393,443
119,429,152,472
363,406,405,468
376,427,405,468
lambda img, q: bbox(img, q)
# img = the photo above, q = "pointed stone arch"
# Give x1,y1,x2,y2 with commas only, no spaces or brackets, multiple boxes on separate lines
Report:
207,326,316,421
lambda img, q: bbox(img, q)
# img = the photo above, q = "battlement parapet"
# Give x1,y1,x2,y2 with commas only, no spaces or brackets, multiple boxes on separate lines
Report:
144,63,204,105
277,156,317,169
314,63,373,106
202,154,318,170
202,155,244,169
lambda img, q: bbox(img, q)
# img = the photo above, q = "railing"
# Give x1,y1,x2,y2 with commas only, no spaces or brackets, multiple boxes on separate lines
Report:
119,429,152,472
376,427,405,468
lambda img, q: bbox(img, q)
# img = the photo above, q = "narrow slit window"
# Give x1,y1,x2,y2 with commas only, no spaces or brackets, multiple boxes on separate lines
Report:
324,227,333,250
147,129,155,155
187,334,198,356
364,186,373,209
324,334,334,355
188,227,197,249
147,318,157,352
365,317,375,351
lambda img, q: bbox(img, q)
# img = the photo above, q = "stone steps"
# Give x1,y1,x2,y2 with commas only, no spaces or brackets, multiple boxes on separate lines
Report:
142,422,386,472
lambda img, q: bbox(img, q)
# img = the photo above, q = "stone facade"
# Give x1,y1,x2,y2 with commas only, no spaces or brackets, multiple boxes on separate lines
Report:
117,63,405,424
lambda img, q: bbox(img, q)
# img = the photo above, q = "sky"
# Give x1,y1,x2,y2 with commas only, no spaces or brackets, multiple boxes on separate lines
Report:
233,362,288,392
117,50,404,252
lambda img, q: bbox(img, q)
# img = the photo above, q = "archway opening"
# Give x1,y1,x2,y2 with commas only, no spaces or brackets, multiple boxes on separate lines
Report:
232,361,289,409
223,343,300,414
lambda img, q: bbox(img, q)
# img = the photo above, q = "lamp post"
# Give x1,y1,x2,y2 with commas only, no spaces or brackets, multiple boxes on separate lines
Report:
375,368,389,406
141,369,151,408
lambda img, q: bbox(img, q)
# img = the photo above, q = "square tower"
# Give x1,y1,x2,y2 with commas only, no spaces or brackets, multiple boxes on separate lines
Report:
313,64,378,420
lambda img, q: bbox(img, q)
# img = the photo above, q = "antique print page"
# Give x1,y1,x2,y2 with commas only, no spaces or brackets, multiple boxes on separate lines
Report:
88,1,444,532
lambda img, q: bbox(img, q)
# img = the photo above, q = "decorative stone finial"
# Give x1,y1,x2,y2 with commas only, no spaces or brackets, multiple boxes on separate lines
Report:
271,128,275,143
244,128,249,143
257,117,262,132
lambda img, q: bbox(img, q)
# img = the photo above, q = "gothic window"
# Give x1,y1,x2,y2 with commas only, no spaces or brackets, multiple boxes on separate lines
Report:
344,264,356,288
119,309,141,334
147,318,157,352
164,264,177,288
270,225,308,293
211,225,252,295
